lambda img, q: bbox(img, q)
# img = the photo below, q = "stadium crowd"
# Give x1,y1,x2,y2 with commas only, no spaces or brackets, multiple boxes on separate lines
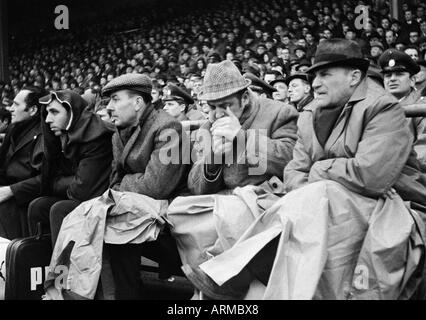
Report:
1,0,426,300
1,0,426,111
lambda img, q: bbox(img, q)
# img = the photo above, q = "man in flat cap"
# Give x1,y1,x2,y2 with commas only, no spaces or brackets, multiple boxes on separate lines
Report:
27,90,114,245
243,72,277,99
166,60,298,298
379,49,426,169
101,74,189,299
162,83,194,122
286,72,313,112
182,39,426,300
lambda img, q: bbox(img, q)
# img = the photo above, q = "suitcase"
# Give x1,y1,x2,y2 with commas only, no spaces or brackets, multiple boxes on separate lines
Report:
0,237,11,300
5,224,52,300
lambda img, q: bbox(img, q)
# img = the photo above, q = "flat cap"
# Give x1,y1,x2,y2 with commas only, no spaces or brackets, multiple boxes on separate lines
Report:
102,74,153,97
378,49,420,75
162,84,194,105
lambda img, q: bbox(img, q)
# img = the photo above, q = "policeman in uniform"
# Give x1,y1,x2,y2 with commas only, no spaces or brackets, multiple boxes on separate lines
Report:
162,84,194,122
243,72,277,99
379,49,426,170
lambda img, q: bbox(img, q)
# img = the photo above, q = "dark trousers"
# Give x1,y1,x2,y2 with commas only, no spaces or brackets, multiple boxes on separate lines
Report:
27,196,80,246
0,199,29,240
224,236,280,290
247,236,279,286
106,231,182,300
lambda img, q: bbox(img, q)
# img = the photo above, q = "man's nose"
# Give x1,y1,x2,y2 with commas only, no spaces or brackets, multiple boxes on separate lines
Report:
45,114,52,123
106,101,114,111
312,76,321,91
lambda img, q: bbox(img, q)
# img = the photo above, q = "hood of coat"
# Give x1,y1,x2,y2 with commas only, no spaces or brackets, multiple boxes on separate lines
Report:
40,90,114,147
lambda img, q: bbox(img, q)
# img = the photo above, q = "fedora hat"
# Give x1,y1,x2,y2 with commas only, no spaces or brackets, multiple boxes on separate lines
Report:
306,38,370,74
198,60,251,101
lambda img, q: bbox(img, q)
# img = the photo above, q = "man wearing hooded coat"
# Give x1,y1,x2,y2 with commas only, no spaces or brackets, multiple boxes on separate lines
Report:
27,90,114,245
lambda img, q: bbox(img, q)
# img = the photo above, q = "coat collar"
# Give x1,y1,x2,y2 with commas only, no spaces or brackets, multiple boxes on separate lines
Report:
240,89,261,130
118,102,155,167
11,118,41,155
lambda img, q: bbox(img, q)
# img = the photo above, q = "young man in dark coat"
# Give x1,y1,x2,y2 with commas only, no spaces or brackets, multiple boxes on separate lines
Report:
27,90,114,245
0,86,46,239
101,74,189,300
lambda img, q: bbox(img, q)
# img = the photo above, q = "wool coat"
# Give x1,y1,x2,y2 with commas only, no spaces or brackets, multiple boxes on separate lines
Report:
188,90,298,195
110,103,189,200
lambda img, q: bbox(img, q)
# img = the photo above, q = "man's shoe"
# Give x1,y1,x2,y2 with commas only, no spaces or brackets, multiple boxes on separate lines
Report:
181,264,248,300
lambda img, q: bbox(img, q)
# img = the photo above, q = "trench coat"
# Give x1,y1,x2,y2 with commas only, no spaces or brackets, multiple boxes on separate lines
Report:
168,91,298,266
198,79,426,299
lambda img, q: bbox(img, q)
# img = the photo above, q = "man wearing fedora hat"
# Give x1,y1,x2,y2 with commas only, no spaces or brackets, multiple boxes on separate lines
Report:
167,60,298,288
285,72,313,112
181,39,426,300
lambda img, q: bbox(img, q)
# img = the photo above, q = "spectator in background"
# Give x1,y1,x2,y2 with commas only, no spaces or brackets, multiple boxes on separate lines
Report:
385,30,398,49
405,46,420,61
0,108,11,143
152,81,164,111
270,77,289,104
162,84,195,122
416,60,426,93
243,72,277,99
286,72,313,112
379,49,426,169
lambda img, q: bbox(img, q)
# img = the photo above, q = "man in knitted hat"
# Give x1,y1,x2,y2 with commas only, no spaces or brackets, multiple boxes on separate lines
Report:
182,39,426,300
166,60,298,298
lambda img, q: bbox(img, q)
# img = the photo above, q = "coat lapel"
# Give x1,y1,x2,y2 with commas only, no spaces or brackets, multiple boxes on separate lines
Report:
324,80,367,155
119,103,155,167
120,126,141,168
11,124,40,155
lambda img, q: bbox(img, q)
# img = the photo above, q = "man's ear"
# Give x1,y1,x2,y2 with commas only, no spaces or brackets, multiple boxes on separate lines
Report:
349,69,362,87
179,104,186,113
29,106,38,117
134,96,144,111
410,75,417,88
304,84,311,94
242,90,250,108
